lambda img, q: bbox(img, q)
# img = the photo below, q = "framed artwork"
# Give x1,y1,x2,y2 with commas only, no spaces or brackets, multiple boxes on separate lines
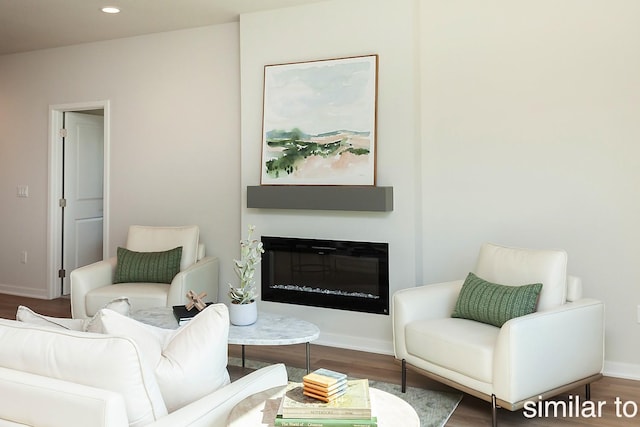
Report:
261,55,378,186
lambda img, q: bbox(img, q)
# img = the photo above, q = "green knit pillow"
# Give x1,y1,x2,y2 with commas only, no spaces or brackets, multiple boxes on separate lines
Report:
114,246,182,284
452,272,543,327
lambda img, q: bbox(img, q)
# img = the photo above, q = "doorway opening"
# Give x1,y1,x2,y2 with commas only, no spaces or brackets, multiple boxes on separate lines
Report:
48,101,111,298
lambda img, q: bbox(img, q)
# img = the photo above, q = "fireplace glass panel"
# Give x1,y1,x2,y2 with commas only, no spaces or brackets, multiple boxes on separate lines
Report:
261,236,389,315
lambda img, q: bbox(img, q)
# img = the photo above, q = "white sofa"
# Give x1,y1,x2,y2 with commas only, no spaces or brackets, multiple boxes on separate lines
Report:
71,225,219,319
0,305,288,427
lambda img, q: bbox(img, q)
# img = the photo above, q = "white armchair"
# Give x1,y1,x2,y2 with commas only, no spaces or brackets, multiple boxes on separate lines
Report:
71,225,219,319
393,243,604,426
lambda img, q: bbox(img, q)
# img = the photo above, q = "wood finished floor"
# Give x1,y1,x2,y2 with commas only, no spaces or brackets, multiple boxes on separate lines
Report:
1,294,637,426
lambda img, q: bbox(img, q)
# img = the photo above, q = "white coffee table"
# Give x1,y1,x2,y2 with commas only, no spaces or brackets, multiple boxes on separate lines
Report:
227,383,420,427
132,308,320,373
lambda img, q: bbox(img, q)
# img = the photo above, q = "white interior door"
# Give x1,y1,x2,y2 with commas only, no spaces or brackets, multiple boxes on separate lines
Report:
62,112,104,294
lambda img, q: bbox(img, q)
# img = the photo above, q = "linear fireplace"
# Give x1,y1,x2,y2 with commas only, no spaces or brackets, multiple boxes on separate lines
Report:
261,236,389,315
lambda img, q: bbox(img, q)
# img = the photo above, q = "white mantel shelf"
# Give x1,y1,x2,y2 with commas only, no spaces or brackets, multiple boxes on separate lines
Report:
246,186,393,212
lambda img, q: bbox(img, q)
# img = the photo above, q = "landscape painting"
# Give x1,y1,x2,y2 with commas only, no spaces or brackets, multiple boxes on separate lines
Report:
261,55,378,185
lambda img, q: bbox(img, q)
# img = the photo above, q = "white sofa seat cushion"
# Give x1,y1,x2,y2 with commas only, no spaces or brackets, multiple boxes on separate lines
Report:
474,243,568,311
86,283,170,316
94,303,231,412
405,317,499,384
0,318,167,427
126,225,199,272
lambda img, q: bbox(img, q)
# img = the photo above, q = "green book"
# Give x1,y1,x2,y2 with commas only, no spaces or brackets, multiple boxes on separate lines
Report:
274,415,377,427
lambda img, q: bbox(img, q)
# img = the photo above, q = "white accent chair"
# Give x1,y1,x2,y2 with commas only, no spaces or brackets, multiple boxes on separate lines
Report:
393,243,605,426
71,225,219,319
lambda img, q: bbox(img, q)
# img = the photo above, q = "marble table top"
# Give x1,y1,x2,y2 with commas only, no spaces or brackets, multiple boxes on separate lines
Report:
131,306,178,329
228,311,319,346
227,383,420,427
131,307,320,346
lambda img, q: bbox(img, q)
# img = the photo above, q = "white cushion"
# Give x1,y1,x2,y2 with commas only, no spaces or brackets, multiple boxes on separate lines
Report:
126,225,199,271
94,303,231,412
405,317,499,384
16,306,85,331
17,298,131,333
474,243,567,311
0,318,167,427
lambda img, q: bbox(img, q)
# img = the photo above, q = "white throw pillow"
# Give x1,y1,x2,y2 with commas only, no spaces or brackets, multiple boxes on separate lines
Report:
83,296,131,332
95,303,231,412
17,297,131,333
16,306,85,330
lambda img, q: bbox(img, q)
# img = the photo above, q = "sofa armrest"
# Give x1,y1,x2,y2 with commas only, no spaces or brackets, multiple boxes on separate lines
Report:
149,363,288,427
494,298,605,403
392,280,464,360
0,366,128,427
70,257,117,319
167,256,220,307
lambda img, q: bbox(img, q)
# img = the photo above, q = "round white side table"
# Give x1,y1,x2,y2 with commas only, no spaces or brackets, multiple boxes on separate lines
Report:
227,384,420,427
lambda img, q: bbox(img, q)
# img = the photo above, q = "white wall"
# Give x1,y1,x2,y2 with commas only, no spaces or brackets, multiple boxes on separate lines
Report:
240,0,640,377
419,0,640,377
240,0,420,353
0,24,242,300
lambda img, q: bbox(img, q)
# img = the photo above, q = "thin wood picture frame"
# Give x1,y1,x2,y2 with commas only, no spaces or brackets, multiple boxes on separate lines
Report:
261,55,378,186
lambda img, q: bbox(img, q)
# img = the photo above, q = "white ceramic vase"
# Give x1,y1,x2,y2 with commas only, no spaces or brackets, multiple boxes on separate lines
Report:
228,300,258,326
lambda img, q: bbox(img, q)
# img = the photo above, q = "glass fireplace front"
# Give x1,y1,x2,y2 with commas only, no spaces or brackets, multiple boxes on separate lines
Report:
261,236,389,315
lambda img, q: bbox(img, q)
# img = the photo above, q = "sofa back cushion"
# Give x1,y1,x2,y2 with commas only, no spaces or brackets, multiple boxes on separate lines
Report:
126,225,199,271
0,318,167,427
474,243,567,311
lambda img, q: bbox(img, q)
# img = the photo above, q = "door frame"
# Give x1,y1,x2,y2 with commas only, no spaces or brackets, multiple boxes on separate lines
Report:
47,100,111,298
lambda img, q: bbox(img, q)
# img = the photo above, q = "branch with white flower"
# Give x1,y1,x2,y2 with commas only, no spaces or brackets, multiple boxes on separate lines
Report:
228,225,264,304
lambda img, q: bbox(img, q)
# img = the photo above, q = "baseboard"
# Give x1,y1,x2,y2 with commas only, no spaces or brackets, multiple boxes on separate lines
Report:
603,361,640,381
0,284,50,300
314,332,394,356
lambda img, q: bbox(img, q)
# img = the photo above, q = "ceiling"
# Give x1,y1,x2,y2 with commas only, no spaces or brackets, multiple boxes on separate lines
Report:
0,0,326,56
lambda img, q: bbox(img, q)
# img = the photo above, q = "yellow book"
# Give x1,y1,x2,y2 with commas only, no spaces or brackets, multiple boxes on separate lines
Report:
303,379,347,397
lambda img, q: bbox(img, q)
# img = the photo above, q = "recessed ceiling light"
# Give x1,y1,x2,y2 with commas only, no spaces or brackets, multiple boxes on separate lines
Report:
101,7,121,14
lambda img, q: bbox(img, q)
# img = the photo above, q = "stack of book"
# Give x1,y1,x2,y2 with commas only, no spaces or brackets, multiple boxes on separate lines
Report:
275,369,376,427
302,368,348,402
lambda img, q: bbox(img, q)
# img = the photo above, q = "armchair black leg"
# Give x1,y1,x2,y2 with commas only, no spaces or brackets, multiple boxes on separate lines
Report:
401,359,407,393
586,383,591,400
491,394,498,427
